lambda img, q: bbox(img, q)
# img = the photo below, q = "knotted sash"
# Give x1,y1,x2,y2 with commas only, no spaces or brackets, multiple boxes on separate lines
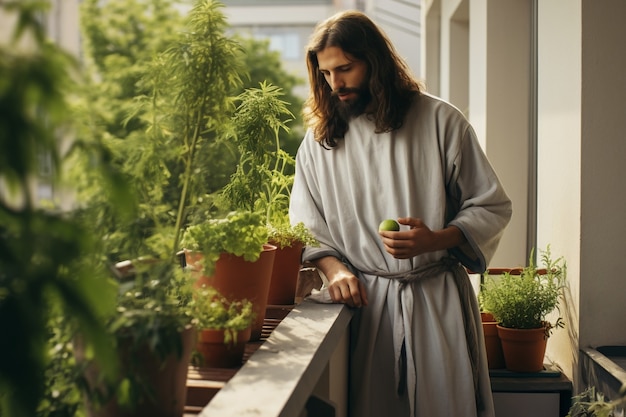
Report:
374,257,483,415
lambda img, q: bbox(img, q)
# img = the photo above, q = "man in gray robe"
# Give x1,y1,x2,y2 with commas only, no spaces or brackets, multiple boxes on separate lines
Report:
289,10,512,417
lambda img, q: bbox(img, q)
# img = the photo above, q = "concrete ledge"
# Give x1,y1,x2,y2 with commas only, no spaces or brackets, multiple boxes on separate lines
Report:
198,300,353,417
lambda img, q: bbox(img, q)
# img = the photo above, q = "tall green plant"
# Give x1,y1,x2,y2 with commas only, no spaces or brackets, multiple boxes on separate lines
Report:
220,82,316,248
221,82,293,217
76,0,310,260
52,2,249,413
76,0,246,261
236,36,305,156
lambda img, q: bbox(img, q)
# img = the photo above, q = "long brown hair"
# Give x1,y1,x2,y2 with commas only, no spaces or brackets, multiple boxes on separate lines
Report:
303,10,422,148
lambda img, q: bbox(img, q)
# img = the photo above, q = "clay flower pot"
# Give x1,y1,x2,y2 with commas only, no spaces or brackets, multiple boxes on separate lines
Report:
196,327,251,368
497,325,548,372
481,312,505,369
186,244,277,341
266,241,303,306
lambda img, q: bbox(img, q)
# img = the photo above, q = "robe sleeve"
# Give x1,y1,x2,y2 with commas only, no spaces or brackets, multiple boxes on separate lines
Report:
446,125,512,273
289,131,343,263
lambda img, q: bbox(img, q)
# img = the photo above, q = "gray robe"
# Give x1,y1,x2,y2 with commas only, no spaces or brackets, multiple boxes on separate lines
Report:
289,93,512,417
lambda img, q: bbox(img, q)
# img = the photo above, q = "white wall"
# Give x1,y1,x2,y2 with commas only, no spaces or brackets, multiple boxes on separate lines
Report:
536,0,582,382
368,0,422,77
468,0,531,268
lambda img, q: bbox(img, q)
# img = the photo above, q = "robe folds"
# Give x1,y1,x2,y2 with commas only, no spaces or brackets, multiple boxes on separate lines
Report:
289,93,512,417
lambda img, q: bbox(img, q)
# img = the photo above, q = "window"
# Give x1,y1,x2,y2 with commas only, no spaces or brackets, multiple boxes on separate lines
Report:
266,32,300,60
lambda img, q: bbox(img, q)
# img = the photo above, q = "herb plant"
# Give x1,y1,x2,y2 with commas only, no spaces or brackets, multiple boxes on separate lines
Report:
479,246,566,334
187,286,254,345
221,82,316,248
181,210,269,276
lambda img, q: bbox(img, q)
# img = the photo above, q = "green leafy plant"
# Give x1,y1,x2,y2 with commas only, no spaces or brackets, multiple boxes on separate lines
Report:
187,286,254,345
74,0,245,261
221,82,316,248
181,210,269,276
222,82,293,216
267,221,319,249
75,0,245,335
107,261,193,356
479,246,566,335
73,260,196,413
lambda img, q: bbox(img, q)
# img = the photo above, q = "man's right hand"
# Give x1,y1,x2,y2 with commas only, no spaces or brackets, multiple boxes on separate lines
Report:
313,256,368,308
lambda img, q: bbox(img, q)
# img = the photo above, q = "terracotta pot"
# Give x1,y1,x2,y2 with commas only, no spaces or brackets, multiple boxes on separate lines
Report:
496,325,547,372
266,241,303,306
481,312,505,369
196,327,251,368
79,326,196,417
186,244,277,341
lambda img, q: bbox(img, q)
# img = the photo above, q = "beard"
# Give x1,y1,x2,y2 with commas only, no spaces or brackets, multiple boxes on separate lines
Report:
332,87,372,121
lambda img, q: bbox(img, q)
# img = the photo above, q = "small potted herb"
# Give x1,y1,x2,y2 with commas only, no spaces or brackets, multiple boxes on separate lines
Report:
181,210,271,277
188,286,255,368
181,210,276,341
479,246,566,372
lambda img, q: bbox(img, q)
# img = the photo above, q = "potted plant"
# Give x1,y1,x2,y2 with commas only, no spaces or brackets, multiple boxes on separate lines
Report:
181,210,276,341
479,310,506,370
188,285,255,368
266,222,318,307
477,267,524,370
479,246,566,372
76,260,196,417
221,83,317,307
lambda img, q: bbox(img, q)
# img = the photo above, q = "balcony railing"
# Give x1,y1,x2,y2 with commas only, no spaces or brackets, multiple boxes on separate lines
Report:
187,298,353,417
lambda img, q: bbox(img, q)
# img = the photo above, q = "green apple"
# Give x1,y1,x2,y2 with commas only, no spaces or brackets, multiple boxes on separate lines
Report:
378,219,400,232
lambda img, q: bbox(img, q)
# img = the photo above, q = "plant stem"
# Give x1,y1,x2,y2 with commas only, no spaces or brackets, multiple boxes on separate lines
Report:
172,106,204,257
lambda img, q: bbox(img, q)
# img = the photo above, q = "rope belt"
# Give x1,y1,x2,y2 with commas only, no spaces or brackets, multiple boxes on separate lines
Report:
374,257,483,414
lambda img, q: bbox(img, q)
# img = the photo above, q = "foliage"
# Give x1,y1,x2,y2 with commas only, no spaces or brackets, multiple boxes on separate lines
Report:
1,1,308,415
181,210,269,276
66,1,249,411
74,0,244,260
37,314,85,417
0,1,128,416
70,260,196,413
222,82,293,213
187,285,254,344
220,82,316,247
566,385,626,417
107,261,194,357
79,0,183,142
479,246,566,334
235,36,305,156
268,221,319,249
75,1,309,262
